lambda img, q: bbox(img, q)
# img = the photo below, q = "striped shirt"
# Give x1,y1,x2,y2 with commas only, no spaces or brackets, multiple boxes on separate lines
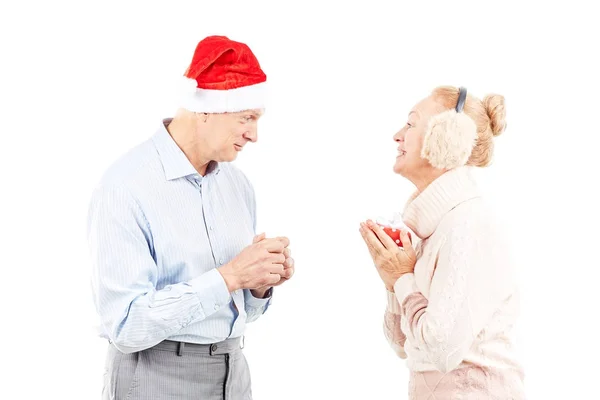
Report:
86,119,272,354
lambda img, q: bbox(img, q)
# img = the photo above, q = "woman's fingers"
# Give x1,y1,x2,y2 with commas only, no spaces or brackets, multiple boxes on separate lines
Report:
361,222,386,252
366,220,399,251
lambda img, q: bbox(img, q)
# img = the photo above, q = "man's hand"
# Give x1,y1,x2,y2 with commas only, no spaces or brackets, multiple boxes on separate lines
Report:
250,233,295,297
218,233,289,292
270,246,294,286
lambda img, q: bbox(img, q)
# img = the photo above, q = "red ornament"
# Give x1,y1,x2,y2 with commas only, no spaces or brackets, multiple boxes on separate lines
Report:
377,224,412,247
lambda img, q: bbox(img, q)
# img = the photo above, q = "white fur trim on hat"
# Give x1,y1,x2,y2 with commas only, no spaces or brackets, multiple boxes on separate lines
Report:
179,77,267,113
421,109,477,170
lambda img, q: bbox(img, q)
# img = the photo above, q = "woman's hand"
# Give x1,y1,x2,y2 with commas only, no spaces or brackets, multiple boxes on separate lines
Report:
359,219,417,291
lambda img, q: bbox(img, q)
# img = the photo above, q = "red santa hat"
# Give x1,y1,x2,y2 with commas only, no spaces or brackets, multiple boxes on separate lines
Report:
179,36,267,113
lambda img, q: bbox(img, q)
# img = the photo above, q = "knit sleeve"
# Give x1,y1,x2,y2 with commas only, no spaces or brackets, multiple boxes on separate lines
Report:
393,219,514,373
383,290,407,359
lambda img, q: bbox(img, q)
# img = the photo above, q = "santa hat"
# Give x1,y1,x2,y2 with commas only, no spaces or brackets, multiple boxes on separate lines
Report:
179,36,267,113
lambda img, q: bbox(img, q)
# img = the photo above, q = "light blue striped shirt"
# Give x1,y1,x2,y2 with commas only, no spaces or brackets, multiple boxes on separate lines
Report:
86,119,272,354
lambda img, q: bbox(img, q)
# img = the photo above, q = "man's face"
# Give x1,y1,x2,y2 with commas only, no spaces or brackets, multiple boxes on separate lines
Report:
204,109,263,162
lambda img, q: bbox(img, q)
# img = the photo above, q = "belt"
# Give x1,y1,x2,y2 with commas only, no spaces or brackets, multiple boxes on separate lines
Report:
155,336,243,356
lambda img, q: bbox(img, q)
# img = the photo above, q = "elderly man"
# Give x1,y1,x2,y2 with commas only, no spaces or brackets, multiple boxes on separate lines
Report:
87,35,294,400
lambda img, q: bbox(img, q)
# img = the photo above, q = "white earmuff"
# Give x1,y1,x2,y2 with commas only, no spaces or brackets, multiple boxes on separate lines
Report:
421,87,478,170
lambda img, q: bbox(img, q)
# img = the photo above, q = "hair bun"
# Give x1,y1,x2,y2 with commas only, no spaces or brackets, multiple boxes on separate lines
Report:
483,94,506,136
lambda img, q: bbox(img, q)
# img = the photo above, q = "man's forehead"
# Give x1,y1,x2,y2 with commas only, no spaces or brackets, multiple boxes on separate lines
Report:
236,109,264,117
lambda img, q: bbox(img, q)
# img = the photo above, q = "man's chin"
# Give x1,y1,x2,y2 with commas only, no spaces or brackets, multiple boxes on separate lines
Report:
221,152,238,162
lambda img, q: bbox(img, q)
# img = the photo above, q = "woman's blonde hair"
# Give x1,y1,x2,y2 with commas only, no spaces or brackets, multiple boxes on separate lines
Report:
430,86,506,167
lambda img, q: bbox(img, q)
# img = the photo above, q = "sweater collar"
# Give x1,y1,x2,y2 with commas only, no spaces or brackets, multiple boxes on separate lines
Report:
402,166,481,239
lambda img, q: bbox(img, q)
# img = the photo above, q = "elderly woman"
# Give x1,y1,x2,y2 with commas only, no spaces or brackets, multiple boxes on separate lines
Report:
359,86,525,399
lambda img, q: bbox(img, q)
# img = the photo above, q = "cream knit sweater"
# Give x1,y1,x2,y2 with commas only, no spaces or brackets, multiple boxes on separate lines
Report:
384,166,525,397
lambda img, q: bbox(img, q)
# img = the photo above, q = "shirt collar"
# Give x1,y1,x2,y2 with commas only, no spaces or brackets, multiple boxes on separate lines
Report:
152,118,220,181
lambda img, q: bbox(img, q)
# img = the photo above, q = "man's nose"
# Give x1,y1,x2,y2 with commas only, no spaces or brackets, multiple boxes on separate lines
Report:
244,127,257,142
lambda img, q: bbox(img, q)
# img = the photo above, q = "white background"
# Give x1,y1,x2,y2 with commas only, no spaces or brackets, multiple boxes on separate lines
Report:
2,1,599,399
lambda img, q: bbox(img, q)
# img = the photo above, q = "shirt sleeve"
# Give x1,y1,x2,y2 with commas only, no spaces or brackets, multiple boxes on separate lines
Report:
393,219,515,373
87,184,231,354
244,288,273,322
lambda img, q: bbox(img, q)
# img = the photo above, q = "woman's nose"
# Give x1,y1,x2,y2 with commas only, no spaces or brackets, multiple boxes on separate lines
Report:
394,128,405,142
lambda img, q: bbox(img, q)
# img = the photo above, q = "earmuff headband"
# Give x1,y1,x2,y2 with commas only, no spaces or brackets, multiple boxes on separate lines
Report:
456,87,467,112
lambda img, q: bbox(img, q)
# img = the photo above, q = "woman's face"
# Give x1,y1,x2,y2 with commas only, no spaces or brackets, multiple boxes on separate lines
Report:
393,96,442,179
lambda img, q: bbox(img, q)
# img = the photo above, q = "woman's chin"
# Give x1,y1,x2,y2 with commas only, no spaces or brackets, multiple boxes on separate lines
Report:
393,159,406,175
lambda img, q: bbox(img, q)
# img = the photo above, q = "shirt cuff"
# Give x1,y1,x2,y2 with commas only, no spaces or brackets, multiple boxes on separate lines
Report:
244,288,273,309
393,273,419,305
386,290,402,314
188,268,231,316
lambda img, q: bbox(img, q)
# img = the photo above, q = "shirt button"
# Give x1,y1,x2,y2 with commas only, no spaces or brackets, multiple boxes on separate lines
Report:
214,304,220,310
219,259,224,264
209,226,213,231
